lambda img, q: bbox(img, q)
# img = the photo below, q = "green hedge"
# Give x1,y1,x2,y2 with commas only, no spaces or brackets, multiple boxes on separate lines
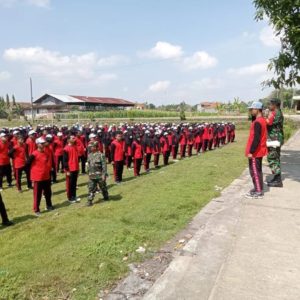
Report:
56,110,180,120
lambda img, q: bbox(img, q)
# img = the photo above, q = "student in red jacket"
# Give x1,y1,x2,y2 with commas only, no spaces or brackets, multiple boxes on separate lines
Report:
25,130,37,156
63,135,80,203
44,134,57,183
245,102,267,199
0,132,13,191
76,131,87,174
132,134,143,176
10,136,31,192
142,131,152,173
27,137,53,216
110,132,124,184
202,124,209,152
187,127,194,157
179,130,187,159
53,132,64,173
153,132,161,168
160,132,170,166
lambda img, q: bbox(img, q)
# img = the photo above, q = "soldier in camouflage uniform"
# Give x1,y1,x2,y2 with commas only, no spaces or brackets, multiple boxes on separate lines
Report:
266,98,284,187
86,141,109,206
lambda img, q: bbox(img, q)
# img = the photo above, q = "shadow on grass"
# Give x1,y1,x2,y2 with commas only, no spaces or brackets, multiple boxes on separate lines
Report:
0,214,36,231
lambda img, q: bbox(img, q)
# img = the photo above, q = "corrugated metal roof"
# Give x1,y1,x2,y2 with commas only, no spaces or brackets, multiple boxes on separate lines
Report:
71,95,134,106
49,94,84,103
34,93,135,106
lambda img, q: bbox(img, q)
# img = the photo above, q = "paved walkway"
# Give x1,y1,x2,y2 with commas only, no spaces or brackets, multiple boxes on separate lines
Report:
143,130,300,300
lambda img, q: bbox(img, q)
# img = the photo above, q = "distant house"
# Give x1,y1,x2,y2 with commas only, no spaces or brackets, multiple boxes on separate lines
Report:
293,95,300,113
23,93,135,119
197,102,220,113
134,103,146,110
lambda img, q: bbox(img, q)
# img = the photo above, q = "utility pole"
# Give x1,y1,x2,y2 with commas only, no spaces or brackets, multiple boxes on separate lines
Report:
30,77,34,121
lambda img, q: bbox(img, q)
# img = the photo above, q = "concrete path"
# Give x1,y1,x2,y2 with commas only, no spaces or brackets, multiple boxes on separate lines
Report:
143,130,300,300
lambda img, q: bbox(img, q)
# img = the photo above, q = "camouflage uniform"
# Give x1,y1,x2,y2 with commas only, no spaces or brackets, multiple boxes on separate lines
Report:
267,109,284,175
87,149,109,203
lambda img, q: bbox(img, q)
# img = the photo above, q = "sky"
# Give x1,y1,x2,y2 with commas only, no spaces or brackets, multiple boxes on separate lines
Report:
0,0,281,105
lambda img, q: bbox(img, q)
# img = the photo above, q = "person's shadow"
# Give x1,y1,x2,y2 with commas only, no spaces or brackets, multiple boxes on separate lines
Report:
0,214,36,231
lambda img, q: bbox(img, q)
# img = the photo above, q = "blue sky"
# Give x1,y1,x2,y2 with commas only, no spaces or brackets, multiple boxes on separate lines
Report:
0,0,280,104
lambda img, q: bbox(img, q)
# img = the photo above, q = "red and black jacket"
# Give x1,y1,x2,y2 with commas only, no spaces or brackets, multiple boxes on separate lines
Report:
245,116,267,158
132,140,143,159
110,140,124,162
0,140,10,166
63,144,79,172
27,150,51,181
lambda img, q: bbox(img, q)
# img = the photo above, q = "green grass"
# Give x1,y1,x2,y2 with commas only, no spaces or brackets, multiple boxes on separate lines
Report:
0,120,298,300
0,130,248,300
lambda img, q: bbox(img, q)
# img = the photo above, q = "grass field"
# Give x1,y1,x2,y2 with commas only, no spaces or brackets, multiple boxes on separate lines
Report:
0,127,280,299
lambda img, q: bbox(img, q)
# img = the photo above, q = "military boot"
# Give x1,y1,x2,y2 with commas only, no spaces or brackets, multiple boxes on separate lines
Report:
267,174,283,187
266,175,276,184
103,191,109,201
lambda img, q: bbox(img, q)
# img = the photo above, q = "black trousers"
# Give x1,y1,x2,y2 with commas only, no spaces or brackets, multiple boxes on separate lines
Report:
33,180,52,212
248,157,264,193
66,171,79,200
133,158,142,176
0,164,12,188
0,193,9,223
153,154,160,167
113,161,124,182
126,155,132,169
202,140,208,152
15,166,31,191
79,156,86,174
172,145,179,159
55,155,64,173
143,153,152,171
163,151,170,165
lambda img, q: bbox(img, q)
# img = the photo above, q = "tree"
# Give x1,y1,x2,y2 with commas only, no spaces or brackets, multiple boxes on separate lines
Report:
5,94,10,108
148,103,156,110
254,0,300,88
12,94,16,106
265,88,299,108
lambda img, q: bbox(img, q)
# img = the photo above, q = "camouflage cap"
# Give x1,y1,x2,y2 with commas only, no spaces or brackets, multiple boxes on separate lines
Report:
269,98,281,105
89,141,98,148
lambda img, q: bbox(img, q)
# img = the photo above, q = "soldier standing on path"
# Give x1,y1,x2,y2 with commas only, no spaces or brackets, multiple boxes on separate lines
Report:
86,141,109,206
266,98,284,188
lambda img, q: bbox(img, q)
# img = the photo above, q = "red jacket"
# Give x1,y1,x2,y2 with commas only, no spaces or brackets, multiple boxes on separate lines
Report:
63,144,79,172
29,150,51,181
26,138,37,156
12,144,27,169
53,138,64,156
111,140,124,162
160,136,169,152
76,137,86,157
245,117,267,158
132,141,143,159
0,141,10,166
44,144,54,169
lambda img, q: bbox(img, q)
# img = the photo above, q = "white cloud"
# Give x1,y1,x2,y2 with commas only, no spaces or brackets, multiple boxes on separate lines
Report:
0,71,11,80
182,51,218,70
228,63,268,76
259,26,281,47
0,0,50,7
148,80,171,93
3,47,118,83
142,41,183,59
98,55,129,67
188,78,223,90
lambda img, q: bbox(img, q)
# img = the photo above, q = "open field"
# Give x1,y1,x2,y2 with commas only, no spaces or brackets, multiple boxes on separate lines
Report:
0,121,297,300
0,129,248,300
